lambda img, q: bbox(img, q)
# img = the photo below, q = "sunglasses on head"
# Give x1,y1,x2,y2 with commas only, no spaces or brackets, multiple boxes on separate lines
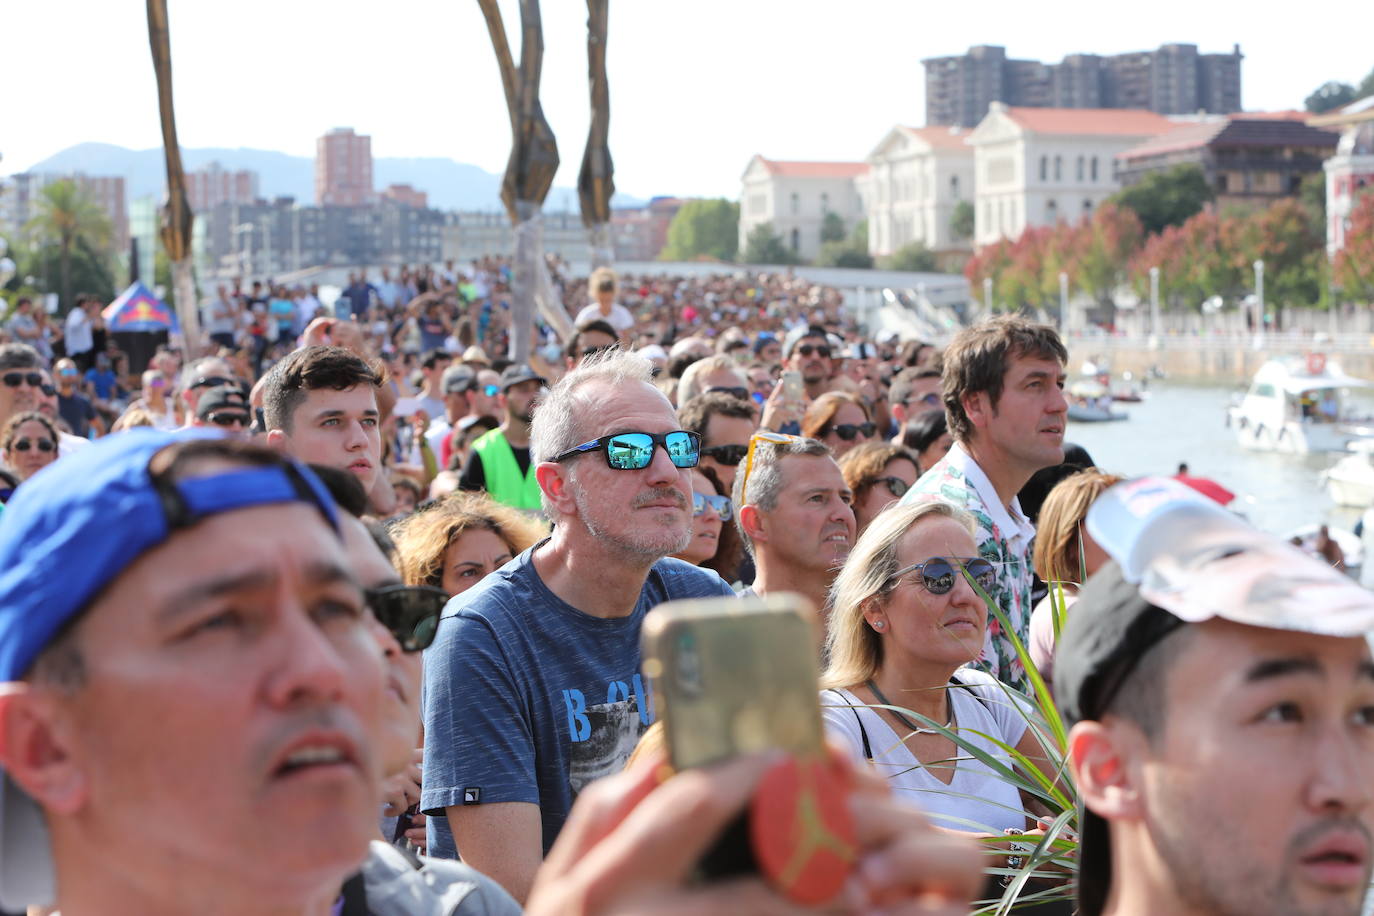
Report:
12,438,55,454
207,411,250,428
367,584,449,652
701,443,748,466
875,476,910,499
796,344,831,358
554,429,700,470
740,430,806,504
830,422,876,442
887,557,997,595
707,386,750,401
1,372,43,389
692,491,733,521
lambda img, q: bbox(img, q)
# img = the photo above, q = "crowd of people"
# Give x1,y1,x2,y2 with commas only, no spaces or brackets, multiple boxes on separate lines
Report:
0,261,1372,916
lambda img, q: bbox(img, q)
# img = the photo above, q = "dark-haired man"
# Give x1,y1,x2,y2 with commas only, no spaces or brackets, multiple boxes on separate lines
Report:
0,343,46,432
458,363,545,513
782,324,834,401
1059,477,1374,916
900,315,1068,693
565,319,618,370
415,348,452,421
263,345,384,494
888,366,943,443
677,390,757,493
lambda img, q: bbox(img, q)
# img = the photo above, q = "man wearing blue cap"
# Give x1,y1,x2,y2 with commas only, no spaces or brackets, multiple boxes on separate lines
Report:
0,430,390,914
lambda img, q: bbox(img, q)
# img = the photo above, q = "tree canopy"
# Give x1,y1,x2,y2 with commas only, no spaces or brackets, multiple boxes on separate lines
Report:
659,198,739,261
815,219,872,268
1109,165,1214,235
741,222,798,265
24,180,115,311
949,200,974,240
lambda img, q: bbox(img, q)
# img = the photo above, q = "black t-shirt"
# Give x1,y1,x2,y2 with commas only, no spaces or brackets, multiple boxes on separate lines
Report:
458,439,532,493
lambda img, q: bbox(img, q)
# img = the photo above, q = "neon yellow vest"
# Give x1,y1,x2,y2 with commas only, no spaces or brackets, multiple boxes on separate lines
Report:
473,428,542,511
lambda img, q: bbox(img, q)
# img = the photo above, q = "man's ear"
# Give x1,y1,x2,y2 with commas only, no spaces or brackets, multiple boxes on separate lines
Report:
961,390,991,432
0,685,87,817
738,503,767,546
1068,720,1145,824
535,462,575,516
264,429,287,451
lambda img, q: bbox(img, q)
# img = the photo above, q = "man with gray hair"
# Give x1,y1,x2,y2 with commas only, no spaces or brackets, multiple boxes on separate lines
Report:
420,349,735,903
674,353,749,406
733,433,856,622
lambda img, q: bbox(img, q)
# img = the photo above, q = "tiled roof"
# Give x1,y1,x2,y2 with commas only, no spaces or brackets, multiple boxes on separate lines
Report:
1001,106,1177,137
755,157,869,178
900,125,974,151
1119,115,1341,159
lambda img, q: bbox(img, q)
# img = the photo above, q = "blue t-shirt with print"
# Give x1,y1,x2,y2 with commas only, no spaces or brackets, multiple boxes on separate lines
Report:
420,545,735,859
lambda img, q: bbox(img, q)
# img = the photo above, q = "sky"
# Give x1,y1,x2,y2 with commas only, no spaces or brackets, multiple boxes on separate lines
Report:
4,0,1369,202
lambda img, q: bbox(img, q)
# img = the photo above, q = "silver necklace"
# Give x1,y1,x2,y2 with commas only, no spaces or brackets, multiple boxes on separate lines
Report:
865,679,954,735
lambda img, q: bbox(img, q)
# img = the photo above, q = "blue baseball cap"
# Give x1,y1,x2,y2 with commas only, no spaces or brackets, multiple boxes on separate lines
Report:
0,427,339,909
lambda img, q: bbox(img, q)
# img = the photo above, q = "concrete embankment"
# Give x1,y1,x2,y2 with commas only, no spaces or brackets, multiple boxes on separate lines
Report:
1062,335,1374,386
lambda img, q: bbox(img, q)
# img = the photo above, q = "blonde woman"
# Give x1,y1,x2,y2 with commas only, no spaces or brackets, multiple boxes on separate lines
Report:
820,500,1053,838
392,491,546,597
1026,469,1122,685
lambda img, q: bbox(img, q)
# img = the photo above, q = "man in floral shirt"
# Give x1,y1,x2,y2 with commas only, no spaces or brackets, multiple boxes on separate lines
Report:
901,316,1068,693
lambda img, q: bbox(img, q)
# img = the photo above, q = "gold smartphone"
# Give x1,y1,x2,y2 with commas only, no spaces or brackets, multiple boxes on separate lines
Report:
642,593,822,772
781,369,804,404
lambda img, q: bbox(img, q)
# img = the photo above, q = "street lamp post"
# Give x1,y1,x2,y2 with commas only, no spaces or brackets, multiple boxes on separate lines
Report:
1149,265,1161,342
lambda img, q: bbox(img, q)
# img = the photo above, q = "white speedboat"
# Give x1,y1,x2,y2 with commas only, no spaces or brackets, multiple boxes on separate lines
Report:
1226,356,1374,454
1323,441,1374,508
1068,380,1127,422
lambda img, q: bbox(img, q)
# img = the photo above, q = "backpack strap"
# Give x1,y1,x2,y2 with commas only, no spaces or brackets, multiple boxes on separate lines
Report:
824,688,872,762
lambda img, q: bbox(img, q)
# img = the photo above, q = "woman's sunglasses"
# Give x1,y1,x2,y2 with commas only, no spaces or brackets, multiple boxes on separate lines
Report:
706,386,750,402
553,429,700,470
12,438,56,454
700,443,748,466
830,422,876,442
875,476,910,499
887,557,997,595
367,584,449,652
692,491,733,521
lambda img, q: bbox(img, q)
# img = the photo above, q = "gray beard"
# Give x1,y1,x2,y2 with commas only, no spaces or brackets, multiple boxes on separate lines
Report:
572,483,692,559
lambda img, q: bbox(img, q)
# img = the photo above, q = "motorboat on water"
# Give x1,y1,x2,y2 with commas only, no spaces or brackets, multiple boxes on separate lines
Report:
1286,522,1363,581
1323,441,1374,508
1226,355,1374,454
1068,379,1128,423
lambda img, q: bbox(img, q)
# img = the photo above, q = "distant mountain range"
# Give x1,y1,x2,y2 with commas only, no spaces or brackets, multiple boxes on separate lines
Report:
21,143,646,212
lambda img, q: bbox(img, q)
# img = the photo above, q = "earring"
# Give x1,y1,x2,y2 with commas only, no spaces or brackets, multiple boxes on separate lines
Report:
873,620,885,630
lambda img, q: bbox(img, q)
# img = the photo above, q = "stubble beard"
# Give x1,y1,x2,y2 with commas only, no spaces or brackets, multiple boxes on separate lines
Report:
573,480,692,559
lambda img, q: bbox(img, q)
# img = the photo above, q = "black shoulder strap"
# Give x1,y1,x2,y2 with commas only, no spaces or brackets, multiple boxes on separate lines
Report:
825,688,872,762
949,671,992,714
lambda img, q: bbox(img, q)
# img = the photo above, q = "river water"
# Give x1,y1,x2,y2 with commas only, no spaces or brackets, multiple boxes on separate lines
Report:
1063,380,1368,538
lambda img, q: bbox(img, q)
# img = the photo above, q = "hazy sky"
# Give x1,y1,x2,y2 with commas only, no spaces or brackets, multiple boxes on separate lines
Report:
5,0,1368,202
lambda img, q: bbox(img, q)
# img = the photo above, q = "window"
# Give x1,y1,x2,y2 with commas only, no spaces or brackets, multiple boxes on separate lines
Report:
1077,156,1084,181
1083,198,1093,213
1039,156,1048,181
1091,157,1099,181
790,228,800,252
1047,199,1059,222
820,191,830,212
1054,156,1062,181
951,175,960,199
790,193,800,216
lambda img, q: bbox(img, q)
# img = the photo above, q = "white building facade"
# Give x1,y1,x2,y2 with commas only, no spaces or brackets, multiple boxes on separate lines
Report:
738,156,867,262
864,125,975,255
969,103,1175,246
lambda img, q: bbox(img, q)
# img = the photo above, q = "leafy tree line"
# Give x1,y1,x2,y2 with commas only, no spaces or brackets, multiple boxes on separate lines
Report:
3,180,119,318
1304,64,1374,114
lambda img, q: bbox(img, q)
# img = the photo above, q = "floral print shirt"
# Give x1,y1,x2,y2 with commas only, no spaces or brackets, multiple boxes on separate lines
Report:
900,443,1038,693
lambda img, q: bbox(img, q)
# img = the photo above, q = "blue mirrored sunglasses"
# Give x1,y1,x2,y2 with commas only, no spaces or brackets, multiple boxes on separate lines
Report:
692,491,732,521
553,430,701,470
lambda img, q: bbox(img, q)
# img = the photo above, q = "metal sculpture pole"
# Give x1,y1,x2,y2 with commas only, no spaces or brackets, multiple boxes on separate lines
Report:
477,0,571,361
147,0,201,358
578,0,614,269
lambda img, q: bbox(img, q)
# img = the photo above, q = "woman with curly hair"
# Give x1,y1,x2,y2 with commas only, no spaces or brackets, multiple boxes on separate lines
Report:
0,411,61,484
392,491,546,597
837,441,921,537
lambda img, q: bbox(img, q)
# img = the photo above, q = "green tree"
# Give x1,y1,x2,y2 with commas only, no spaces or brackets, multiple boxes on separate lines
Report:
741,222,798,265
820,211,846,244
1360,66,1374,100
659,198,739,261
949,200,974,240
24,180,114,312
1110,165,1214,235
878,242,937,272
1306,80,1358,113
815,219,872,268
1334,193,1374,303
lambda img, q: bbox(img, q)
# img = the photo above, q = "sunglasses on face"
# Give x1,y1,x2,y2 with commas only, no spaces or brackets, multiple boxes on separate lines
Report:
40,384,56,397
887,557,997,595
553,429,701,470
830,422,876,442
707,386,750,401
367,584,448,652
701,443,749,466
875,476,910,499
12,438,56,454
191,375,243,392
207,411,250,428
912,392,941,407
2,372,43,389
482,384,500,398
692,491,733,521
58,368,79,378
796,344,831,358
581,345,616,359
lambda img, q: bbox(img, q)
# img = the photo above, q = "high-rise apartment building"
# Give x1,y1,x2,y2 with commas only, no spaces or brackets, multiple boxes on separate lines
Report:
923,44,1244,127
315,128,374,206
186,162,259,211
